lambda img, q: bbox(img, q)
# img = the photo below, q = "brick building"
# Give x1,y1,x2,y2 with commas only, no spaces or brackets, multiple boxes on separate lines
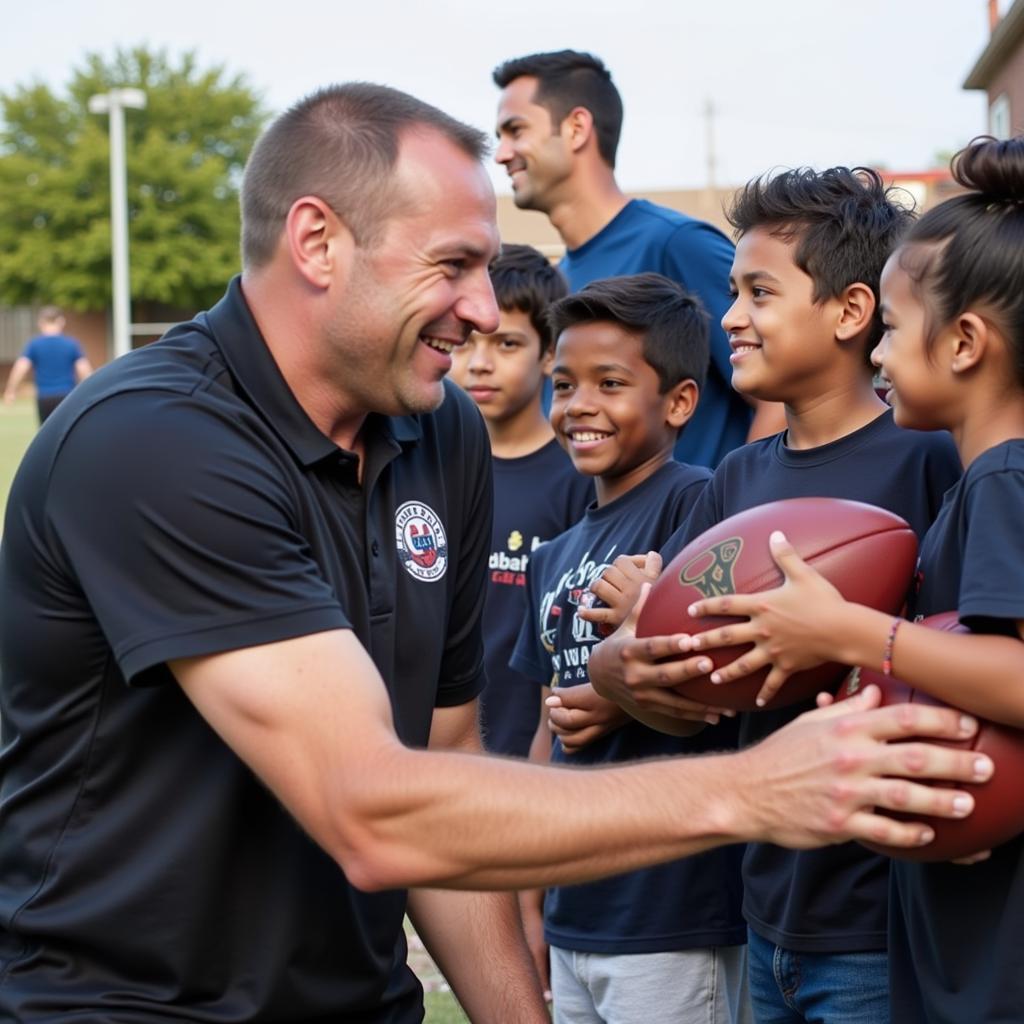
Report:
964,0,1024,138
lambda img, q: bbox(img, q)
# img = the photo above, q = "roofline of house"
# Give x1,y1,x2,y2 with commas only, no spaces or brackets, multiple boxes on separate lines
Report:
965,0,1024,90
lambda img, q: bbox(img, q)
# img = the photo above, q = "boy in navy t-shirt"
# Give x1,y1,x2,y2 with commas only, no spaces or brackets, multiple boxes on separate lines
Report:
584,169,962,1024
511,274,749,1024
450,245,592,759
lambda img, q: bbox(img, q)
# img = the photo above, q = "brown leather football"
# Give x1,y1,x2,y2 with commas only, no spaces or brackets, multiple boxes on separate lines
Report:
838,611,1024,862
635,497,918,711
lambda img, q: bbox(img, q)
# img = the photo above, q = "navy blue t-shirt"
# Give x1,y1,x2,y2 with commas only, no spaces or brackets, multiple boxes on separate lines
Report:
512,461,748,954
889,440,1024,1023
560,199,749,469
660,410,962,954
480,440,593,756
22,333,84,396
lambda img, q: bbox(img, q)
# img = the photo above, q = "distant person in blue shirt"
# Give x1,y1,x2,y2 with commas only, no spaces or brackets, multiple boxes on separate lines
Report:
492,49,785,468
4,306,93,424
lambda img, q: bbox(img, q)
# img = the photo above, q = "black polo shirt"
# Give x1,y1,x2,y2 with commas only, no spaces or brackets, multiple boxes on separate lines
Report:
0,277,492,1021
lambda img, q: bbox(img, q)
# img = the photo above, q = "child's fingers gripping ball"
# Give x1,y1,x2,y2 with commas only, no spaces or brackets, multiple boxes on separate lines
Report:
635,497,918,711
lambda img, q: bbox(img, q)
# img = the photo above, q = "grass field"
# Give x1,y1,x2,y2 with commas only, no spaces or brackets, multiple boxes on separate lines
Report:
0,397,35,525
407,922,470,1022
0,396,471,1022
424,991,469,1023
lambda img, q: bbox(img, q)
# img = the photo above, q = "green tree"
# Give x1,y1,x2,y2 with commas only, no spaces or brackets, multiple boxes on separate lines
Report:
0,47,267,311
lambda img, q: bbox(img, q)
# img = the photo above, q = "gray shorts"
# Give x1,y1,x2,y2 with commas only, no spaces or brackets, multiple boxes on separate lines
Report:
550,943,751,1024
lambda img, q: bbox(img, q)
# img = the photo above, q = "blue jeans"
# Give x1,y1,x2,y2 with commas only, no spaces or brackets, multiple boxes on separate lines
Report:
746,929,889,1024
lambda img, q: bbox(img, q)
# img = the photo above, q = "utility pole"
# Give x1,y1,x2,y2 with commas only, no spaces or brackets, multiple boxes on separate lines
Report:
704,97,717,192
88,88,147,360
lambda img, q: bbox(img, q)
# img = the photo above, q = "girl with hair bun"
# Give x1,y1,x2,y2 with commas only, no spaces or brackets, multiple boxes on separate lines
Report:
683,135,1024,1021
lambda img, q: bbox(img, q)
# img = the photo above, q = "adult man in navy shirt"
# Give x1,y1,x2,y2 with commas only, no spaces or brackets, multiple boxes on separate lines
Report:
0,84,995,1022
493,50,785,468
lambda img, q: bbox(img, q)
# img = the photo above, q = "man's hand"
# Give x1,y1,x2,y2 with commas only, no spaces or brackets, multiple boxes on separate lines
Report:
546,683,630,753
735,684,994,850
685,531,849,706
578,551,661,634
588,583,736,724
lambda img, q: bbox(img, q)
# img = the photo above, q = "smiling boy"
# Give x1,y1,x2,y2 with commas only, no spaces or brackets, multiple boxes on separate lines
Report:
510,273,750,1024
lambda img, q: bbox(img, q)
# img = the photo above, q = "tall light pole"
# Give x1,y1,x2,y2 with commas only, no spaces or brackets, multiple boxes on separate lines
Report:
88,88,146,360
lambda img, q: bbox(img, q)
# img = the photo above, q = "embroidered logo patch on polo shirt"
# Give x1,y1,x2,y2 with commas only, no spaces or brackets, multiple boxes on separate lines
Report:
395,501,448,582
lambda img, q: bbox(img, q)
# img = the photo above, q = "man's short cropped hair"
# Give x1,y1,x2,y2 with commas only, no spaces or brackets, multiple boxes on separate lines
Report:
547,273,709,394
489,244,567,355
492,50,623,168
38,306,63,325
726,167,915,353
241,83,490,267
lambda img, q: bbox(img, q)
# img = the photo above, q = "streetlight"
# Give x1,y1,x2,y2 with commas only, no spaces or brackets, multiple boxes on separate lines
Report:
88,88,146,360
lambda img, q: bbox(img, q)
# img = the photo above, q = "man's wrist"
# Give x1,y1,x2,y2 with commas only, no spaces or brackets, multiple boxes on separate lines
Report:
670,753,750,846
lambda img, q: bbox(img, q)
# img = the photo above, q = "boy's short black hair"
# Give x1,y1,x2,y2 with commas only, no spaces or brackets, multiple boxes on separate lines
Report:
727,167,915,356
547,273,709,394
489,244,568,354
492,50,623,168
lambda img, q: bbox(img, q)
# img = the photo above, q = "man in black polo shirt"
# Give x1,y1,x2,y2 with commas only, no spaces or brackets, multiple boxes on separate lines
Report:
0,84,996,1021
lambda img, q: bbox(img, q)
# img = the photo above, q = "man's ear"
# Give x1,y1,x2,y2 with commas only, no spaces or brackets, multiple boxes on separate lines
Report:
834,282,877,342
665,379,700,430
285,196,356,289
948,312,990,374
561,106,595,155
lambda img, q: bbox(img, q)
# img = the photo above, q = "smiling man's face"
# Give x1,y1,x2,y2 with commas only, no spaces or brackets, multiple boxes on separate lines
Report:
494,76,574,213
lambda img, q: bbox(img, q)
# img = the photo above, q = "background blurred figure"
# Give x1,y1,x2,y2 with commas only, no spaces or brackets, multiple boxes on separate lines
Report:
3,306,93,424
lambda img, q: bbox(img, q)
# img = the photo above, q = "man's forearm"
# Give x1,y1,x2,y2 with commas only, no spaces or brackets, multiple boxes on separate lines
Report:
175,631,993,900
344,695,992,893
353,743,736,891
408,888,547,1023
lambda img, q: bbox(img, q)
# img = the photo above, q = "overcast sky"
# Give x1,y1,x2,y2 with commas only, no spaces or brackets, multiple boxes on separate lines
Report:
1,0,996,193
